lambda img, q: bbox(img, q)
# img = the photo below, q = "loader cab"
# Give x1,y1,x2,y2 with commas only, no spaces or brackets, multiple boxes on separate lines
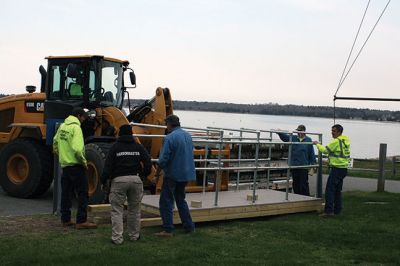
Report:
45,55,130,109
43,55,135,143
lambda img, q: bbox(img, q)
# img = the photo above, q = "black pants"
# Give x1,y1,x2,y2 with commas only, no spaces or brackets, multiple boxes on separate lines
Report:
61,165,89,224
291,169,310,196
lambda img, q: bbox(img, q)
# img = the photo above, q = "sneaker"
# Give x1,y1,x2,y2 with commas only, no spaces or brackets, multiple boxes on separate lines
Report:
76,222,98,229
154,231,173,237
319,212,334,218
62,221,75,227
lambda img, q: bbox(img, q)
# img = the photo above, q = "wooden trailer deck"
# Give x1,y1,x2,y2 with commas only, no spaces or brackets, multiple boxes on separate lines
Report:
141,189,323,224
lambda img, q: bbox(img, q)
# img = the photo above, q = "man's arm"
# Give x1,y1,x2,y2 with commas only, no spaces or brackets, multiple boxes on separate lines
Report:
277,133,290,142
152,165,163,184
101,145,116,185
139,145,152,177
71,125,87,166
157,137,172,169
314,139,339,155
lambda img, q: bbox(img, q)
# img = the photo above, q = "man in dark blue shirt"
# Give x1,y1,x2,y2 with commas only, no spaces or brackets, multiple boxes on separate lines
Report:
277,124,316,196
154,114,196,237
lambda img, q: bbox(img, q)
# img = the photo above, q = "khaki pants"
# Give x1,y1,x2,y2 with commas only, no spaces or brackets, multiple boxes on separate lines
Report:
109,175,143,244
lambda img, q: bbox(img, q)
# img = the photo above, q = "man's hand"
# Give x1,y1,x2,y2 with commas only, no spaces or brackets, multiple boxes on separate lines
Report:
152,165,162,184
152,174,160,184
312,140,319,145
101,179,111,192
101,182,110,192
308,168,316,176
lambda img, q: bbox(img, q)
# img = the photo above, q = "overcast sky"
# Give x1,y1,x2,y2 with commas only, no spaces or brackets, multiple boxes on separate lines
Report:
1,0,398,110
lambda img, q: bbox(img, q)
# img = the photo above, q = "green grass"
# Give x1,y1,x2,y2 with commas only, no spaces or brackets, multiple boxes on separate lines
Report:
1,192,400,265
322,158,400,180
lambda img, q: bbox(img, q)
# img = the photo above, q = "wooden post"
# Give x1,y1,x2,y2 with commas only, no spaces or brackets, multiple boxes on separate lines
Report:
377,143,387,192
392,156,397,179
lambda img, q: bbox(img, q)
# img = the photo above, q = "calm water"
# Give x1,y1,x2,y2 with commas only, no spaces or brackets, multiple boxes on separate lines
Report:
174,110,400,159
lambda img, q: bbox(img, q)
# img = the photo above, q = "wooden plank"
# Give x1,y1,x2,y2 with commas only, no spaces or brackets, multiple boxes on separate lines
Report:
141,217,163,227
90,216,162,227
191,205,321,223
141,205,161,215
92,189,324,226
171,199,323,218
191,200,203,208
169,204,322,224
88,204,111,213
164,200,322,219
191,201,322,218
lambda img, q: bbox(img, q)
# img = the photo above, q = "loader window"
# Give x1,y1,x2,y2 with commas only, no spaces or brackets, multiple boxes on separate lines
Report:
51,66,61,97
65,66,84,98
89,71,96,101
49,64,86,100
101,61,123,107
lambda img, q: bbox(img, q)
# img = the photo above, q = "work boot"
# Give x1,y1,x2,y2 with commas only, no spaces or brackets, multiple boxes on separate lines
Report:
62,221,75,227
76,222,98,229
184,228,195,234
129,235,141,241
319,212,334,218
154,231,173,237
111,239,123,245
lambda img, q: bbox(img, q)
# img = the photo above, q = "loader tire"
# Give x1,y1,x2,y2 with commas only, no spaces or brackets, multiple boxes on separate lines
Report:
85,142,112,204
0,138,53,198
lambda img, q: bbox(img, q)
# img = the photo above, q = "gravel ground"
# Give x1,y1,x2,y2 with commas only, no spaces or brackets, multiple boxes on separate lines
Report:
0,186,54,217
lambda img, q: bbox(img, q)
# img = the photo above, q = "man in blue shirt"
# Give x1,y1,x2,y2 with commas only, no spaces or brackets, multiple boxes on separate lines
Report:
154,114,196,237
277,125,316,196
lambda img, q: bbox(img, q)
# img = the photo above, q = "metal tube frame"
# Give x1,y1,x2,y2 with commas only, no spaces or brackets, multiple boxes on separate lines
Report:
128,122,323,207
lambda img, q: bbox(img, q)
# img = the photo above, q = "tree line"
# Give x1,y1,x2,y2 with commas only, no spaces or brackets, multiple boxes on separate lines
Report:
130,99,400,122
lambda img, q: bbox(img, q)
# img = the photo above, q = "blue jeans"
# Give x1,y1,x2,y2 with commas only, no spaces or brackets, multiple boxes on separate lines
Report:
61,165,89,224
159,178,195,233
325,167,347,215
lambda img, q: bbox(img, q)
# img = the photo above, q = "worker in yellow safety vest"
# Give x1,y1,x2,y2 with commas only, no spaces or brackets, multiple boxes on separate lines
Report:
313,124,350,217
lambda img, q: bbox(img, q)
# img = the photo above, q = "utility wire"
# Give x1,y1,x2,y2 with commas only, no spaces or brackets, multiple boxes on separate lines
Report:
334,0,371,97
336,0,391,93
333,0,391,123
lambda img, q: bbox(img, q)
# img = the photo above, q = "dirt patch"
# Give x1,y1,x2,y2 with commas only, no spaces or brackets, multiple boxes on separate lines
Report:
0,211,159,236
0,215,62,236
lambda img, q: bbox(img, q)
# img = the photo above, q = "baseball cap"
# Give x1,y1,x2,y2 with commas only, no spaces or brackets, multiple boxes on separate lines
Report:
71,107,88,118
296,125,306,131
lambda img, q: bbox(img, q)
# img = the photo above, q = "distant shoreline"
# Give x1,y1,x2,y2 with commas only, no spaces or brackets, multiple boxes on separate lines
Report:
174,108,400,125
130,99,400,122
1,93,398,122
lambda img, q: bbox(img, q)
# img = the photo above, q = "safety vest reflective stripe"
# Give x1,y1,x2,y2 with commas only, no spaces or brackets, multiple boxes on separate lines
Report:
326,139,350,158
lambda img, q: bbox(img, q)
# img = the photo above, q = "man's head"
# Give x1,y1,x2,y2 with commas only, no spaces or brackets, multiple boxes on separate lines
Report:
165,114,180,131
71,107,88,123
331,124,343,138
296,124,306,138
119,124,132,136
